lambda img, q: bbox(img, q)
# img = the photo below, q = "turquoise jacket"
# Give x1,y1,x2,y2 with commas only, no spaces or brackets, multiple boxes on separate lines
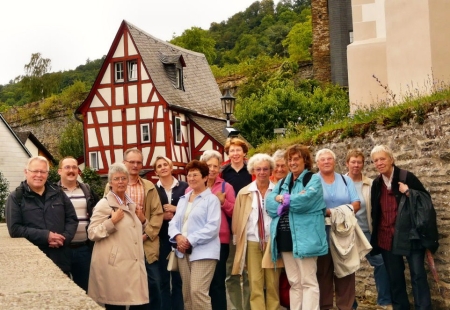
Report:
266,170,328,262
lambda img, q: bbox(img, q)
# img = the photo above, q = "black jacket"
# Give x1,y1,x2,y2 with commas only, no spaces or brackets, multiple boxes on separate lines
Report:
370,165,429,256
6,181,79,272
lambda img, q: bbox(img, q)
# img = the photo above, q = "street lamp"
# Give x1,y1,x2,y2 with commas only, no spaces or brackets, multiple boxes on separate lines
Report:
220,89,239,137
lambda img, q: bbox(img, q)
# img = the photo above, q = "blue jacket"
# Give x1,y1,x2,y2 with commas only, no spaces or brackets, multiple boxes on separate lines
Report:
266,170,328,262
169,188,221,261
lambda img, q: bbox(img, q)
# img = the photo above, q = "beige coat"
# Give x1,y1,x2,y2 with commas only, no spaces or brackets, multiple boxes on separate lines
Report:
88,192,149,305
231,183,283,275
105,177,163,264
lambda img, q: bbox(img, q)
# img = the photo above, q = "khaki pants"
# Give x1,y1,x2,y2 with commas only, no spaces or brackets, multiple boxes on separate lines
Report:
246,241,280,310
178,255,217,310
226,238,250,310
281,252,320,310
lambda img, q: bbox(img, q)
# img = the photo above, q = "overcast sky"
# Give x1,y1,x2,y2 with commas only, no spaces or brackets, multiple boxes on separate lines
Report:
0,0,260,85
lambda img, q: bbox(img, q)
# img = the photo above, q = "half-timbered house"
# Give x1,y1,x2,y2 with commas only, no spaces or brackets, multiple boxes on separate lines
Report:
76,20,231,180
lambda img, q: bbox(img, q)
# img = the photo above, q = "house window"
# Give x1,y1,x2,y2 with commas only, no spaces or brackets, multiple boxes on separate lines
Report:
174,117,182,143
349,31,354,44
115,62,124,82
89,152,99,170
176,67,183,89
141,124,151,143
128,60,138,81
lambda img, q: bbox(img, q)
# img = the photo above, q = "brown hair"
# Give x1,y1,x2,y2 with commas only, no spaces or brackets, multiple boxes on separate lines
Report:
285,144,313,171
346,149,365,163
58,156,77,169
224,137,249,155
152,156,173,170
185,160,209,178
123,148,143,160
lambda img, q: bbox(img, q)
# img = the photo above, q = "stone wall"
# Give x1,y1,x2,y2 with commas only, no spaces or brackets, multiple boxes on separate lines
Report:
308,106,450,308
311,0,331,83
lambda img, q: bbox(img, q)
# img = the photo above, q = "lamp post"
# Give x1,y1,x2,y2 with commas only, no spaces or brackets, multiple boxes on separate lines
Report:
221,89,236,128
221,89,239,137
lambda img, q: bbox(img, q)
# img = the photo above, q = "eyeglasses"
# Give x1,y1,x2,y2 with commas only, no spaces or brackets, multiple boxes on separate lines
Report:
112,176,127,182
124,160,143,166
27,169,49,175
62,165,78,170
187,173,202,179
254,167,270,173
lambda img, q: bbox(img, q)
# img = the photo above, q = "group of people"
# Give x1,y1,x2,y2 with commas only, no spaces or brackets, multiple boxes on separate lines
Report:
5,139,435,310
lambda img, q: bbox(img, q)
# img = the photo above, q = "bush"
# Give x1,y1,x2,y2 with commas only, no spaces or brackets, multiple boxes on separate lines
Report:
81,167,105,198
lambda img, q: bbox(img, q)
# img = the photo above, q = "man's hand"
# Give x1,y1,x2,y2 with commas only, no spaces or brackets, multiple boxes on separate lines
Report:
111,208,124,225
48,231,65,248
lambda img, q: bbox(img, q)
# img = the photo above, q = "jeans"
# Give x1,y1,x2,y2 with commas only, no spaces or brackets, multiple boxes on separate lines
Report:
209,243,230,310
70,245,91,292
146,260,162,310
159,240,183,310
364,232,391,306
381,248,431,310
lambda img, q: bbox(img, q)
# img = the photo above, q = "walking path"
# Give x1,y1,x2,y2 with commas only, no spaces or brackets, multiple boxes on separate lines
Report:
0,223,102,309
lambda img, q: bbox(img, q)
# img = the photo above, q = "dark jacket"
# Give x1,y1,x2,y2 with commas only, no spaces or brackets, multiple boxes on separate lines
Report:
370,165,429,256
6,181,79,272
156,180,189,241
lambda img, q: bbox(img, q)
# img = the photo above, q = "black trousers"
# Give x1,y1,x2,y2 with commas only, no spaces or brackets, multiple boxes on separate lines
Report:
381,248,432,310
209,243,230,310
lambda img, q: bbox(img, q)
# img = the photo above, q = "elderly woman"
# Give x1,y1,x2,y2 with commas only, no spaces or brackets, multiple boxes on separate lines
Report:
153,156,188,310
370,145,432,309
266,144,328,310
269,149,289,184
232,153,280,310
168,160,221,310
198,150,235,310
221,137,252,310
315,148,360,310
88,163,148,309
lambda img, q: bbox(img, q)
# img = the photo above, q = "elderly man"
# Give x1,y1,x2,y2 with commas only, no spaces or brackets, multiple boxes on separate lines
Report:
57,156,99,292
6,156,78,275
104,148,163,309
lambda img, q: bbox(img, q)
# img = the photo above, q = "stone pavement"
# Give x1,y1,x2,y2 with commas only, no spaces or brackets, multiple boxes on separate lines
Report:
0,223,102,309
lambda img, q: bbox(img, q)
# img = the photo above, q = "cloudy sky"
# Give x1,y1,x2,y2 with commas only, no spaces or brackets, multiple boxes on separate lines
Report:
0,0,259,85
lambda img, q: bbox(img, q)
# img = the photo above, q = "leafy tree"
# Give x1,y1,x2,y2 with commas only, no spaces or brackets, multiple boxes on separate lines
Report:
283,12,312,62
171,27,217,64
21,53,53,101
81,167,105,198
58,120,84,159
47,166,60,184
0,171,9,221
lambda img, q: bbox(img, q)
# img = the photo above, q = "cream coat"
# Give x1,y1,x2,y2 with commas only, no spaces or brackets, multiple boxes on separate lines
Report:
231,183,282,275
88,192,149,305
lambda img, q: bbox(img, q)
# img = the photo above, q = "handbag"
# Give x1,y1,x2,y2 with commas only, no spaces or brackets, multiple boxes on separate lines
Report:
167,250,178,271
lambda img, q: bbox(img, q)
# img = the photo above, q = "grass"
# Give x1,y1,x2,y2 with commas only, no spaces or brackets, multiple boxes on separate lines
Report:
251,83,450,155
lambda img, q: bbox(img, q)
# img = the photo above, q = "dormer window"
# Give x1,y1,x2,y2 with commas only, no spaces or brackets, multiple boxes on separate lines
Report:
115,62,124,82
176,67,183,89
128,60,138,81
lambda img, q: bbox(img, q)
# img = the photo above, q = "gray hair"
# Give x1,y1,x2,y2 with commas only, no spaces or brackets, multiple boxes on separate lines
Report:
272,149,286,162
370,145,395,161
247,153,275,173
26,156,49,171
200,150,223,164
108,162,129,182
315,148,336,162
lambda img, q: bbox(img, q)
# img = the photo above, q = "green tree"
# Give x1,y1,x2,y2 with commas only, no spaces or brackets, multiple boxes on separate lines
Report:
81,167,104,198
171,27,217,64
21,53,53,101
58,121,84,159
0,171,10,221
47,166,60,184
282,13,312,62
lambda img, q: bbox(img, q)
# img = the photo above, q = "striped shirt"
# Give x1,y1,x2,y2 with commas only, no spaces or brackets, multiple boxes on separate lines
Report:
127,178,145,211
62,184,88,243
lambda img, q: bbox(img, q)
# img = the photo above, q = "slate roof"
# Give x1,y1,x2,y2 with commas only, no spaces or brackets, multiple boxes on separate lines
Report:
126,21,224,119
0,114,31,157
14,131,54,163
